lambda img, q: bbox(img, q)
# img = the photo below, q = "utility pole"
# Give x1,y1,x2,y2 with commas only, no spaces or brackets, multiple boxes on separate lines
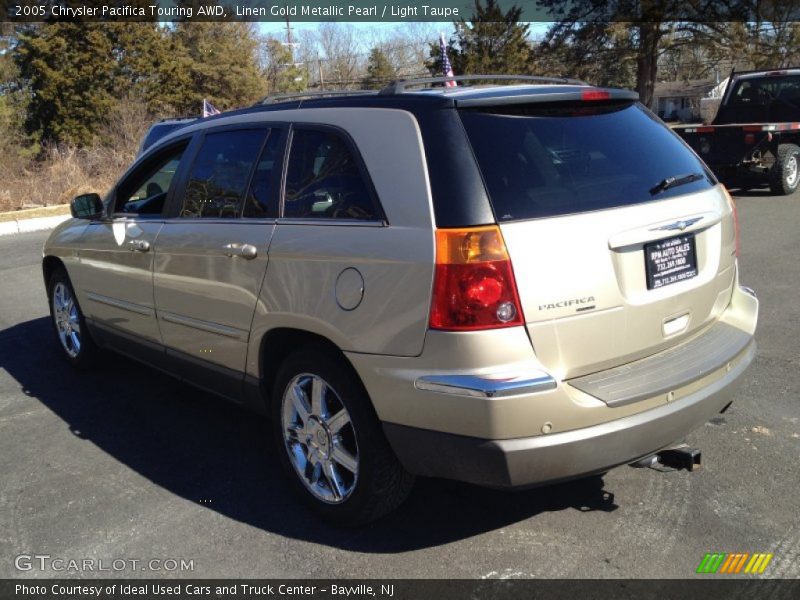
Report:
283,16,297,62
317,52,325,90
280,14,304,87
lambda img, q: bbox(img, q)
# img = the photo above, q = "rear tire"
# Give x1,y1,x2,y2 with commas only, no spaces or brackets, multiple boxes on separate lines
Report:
271,345,414,525
47,267,98,368
769,143,800,195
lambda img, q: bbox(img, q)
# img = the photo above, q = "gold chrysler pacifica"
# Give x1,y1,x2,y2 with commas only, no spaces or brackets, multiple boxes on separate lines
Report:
43,76,759,524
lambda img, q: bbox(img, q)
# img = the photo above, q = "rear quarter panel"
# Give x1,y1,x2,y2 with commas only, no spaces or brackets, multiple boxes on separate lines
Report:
242,108,436,377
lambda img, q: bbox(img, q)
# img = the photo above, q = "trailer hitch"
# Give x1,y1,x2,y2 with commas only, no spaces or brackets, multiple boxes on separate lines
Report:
630,444,702,472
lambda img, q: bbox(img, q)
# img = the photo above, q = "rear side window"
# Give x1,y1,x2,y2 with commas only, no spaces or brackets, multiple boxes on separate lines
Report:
283,128,380,221
460,102,714,222
180,129,266,218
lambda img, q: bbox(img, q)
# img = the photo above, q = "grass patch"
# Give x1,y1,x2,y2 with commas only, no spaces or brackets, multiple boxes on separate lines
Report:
0,204,71,223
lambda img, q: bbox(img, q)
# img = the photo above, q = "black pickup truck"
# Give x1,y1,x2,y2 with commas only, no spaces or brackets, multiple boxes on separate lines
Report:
674,68,800,195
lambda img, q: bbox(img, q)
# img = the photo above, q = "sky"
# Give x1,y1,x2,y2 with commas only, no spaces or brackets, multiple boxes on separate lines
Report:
259,21,551,41
260,21,404,37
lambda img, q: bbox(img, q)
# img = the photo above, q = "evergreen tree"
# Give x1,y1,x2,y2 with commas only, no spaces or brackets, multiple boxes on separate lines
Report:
14,23,119,146
12,21,267,144
0,23,15,87
362,48,396,89
0,24,22,147
105,23,179,115
262,38,306,96
429,0,532,77
171,22,266,114
533,21,637,90
13,21,179,146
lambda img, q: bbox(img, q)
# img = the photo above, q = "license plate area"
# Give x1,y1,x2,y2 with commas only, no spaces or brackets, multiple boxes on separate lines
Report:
645,234,698,290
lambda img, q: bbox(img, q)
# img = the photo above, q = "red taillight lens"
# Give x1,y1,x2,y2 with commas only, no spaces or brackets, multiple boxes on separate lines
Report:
723,187,740,257
430,226,525,331
581,89,610,101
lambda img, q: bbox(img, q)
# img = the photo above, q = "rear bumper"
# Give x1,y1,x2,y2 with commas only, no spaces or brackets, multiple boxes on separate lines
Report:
383,339,754,488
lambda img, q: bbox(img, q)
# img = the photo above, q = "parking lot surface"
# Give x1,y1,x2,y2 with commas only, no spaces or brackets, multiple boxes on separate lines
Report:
1,188,798,579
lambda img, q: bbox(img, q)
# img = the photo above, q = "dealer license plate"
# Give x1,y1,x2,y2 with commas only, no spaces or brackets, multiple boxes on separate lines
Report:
645,234,698,290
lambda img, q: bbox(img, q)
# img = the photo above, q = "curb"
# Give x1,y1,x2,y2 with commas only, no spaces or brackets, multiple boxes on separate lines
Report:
0,210,72,237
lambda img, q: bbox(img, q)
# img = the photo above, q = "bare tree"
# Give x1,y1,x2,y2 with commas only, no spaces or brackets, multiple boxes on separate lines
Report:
317,23,364,87
381,23,440,76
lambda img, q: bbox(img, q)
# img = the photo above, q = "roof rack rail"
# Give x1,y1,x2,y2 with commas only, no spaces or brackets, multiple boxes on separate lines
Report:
379,74,587,95
259,89,379,105
156,116,198,123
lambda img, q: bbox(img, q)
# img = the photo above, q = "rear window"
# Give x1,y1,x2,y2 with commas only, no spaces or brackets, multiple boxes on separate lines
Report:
459,102,714,222
716,75,800,123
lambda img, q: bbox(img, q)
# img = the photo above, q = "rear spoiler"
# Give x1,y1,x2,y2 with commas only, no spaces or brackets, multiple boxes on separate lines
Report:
454,87,639,108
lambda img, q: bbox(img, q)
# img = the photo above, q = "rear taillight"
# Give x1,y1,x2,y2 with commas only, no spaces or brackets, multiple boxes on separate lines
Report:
723,187,740,257
430,226,525,331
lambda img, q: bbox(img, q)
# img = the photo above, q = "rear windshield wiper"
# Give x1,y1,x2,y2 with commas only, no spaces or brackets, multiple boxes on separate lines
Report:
649,172,705,195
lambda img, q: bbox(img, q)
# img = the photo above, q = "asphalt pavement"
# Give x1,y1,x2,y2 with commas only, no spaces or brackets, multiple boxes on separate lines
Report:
0,189,798,579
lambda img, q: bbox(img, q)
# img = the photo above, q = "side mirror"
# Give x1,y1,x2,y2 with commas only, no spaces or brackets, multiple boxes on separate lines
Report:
70,193,104,220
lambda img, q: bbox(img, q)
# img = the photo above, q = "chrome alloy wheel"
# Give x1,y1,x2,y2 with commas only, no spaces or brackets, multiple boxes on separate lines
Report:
786,155,798,187
281,373,359,504
52,282,81,358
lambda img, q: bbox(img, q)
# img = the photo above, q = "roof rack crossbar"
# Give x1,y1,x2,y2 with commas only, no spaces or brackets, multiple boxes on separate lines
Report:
379,74,588,95
260,89,379,104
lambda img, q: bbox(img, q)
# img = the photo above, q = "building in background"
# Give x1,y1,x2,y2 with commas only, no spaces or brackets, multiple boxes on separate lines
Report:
653,78,717,123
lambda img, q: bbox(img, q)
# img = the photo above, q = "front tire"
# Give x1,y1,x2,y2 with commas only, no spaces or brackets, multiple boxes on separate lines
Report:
769,143,800,195
47,267,98,368
271,346,414,525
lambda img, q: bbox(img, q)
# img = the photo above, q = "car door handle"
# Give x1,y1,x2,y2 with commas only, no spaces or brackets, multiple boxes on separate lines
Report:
128,240,150,252
222,243,257,259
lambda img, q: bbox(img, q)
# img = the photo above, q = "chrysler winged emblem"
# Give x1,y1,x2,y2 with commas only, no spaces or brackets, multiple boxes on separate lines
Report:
650,216,703,232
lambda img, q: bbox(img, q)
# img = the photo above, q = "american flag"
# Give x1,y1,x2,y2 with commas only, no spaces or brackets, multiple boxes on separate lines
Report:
439,33,457,88
202,99,221,118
